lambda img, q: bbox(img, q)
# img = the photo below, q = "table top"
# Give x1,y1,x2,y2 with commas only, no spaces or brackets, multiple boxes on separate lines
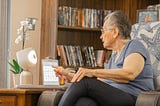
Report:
0,88,42,94
16,84,68,90
0,84,69,94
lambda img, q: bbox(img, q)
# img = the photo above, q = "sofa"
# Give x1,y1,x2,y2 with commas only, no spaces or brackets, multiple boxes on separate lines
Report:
38,21,160,106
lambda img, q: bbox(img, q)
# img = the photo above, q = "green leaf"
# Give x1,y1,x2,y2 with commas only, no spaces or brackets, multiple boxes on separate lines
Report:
13,59,21,73
8,59,23,74
8,62,16,73
10,69,17,74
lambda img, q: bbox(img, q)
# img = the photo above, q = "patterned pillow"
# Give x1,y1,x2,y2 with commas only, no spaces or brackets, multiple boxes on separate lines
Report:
131,21,160,90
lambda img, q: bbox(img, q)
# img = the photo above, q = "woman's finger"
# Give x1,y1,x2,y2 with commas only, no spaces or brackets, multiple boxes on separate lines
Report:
76,72,84,82
71,69,83,82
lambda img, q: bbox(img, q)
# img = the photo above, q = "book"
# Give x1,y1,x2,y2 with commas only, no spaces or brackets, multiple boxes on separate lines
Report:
95,50,105,67
57,45,68,66
58,6,64,25
63,6,69,26
71,7,78,27
78,8,82,27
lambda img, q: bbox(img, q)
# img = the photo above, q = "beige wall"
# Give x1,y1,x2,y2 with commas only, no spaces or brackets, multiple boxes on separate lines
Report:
10,0,41,87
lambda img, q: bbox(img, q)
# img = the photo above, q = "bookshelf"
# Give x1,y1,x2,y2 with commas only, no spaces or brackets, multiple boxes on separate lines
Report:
41,0,158,58
40,0,159,82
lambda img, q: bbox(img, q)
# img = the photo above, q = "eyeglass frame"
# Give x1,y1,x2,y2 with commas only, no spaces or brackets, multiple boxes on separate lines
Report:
100,28,113,34
101,23,116,34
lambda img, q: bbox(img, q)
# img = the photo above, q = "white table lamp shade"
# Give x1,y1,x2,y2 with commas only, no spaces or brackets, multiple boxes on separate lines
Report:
16,47,37,70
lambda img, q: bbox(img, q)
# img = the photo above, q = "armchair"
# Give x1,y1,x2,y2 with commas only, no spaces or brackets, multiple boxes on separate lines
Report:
38,21,160,106
131,21,160,106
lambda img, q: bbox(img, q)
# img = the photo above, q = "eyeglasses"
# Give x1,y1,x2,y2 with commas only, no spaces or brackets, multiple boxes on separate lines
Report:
101,27,113,34
101,28,108,34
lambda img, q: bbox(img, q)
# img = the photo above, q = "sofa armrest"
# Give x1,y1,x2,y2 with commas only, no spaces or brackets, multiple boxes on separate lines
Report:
135,91,160,106
38,90,65,106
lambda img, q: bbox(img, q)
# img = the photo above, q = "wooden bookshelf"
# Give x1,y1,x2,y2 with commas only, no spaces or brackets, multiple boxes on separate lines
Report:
40,0,159,84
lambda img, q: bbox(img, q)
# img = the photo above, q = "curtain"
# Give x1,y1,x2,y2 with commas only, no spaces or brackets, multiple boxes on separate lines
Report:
0,0,10,88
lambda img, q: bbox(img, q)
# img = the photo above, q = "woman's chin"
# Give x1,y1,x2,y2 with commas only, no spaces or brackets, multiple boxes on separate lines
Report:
103,43,108,48
103,44,111,50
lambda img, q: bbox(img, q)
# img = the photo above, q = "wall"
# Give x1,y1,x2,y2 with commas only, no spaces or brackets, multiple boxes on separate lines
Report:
10,0,41,87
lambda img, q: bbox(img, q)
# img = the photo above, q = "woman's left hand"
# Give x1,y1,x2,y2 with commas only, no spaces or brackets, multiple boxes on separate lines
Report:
71,67,94,82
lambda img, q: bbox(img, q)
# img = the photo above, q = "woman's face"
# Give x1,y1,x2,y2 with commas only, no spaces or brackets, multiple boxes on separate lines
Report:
100,21,115,49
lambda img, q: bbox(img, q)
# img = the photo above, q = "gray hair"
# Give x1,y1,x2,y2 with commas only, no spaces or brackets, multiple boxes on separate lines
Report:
104,10,131,39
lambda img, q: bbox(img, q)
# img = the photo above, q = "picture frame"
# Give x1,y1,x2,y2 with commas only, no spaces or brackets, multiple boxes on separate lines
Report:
136,9,159,23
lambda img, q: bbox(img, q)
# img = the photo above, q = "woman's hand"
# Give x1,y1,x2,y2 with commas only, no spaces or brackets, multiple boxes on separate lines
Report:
53,66,68,78
53,66,74,81
71,67,95,82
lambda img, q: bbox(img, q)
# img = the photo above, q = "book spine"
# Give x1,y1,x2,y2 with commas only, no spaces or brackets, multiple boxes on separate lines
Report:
71,7,78,27
90,46,97,67
78,8,82,27
63,6,69,26
64,45,71,66
81,8,85,27
58,6,64,25
68,7,72,26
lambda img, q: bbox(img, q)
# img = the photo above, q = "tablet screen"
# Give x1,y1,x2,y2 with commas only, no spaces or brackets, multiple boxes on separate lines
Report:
42,59,59,85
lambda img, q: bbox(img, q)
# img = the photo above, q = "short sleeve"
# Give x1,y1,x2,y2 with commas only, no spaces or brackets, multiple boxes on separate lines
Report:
125,40,150,62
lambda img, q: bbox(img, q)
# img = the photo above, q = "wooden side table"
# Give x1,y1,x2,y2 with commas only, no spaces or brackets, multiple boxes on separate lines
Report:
0,89,42,106
0,85,68,106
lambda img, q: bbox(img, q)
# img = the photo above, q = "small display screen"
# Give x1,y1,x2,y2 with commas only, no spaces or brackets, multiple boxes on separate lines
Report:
42,59,59,85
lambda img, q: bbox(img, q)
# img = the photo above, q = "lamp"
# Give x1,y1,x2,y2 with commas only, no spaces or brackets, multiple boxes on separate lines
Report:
16,47,37,85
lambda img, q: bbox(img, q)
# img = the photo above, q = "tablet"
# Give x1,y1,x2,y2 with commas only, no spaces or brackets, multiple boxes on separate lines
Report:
42,59,59,85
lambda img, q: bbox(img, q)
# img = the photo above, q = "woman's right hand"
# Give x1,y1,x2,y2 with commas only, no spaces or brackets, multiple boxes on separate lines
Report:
53,66,73,80
53,66,66,77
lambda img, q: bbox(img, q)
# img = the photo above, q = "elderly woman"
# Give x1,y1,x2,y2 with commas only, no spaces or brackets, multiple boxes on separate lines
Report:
54,10,154,106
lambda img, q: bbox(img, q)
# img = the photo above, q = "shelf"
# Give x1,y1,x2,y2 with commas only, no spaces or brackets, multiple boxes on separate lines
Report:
58,25,101,31
63,66,104,71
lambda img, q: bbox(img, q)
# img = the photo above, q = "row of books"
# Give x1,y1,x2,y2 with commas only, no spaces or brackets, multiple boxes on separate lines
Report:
57,45,107,68
58,6,113,28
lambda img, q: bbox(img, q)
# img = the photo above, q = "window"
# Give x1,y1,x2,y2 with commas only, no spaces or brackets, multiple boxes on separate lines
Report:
0,0,10,88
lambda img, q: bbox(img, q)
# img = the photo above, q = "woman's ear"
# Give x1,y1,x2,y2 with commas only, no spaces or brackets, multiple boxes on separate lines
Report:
112,27,119,38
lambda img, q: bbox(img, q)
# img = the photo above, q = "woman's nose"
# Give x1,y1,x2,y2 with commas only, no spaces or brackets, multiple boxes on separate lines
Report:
100,34,103,39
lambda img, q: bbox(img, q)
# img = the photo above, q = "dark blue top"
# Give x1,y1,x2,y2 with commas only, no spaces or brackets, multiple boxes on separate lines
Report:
104,39,155,96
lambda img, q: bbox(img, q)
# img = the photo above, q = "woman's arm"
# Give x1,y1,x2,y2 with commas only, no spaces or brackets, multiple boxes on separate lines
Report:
71,53,145,83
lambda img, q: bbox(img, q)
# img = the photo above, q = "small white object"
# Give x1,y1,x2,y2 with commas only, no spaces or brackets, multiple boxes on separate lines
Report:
16,47,37,85
16,47,37,70
13,74,20,88
20,70,33,85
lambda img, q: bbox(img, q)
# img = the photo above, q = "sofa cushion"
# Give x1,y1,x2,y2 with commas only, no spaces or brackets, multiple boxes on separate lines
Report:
38,90,65,106
135,91,160,106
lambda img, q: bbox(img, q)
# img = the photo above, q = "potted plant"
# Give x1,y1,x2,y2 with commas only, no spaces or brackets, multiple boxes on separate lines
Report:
9,59,23,87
